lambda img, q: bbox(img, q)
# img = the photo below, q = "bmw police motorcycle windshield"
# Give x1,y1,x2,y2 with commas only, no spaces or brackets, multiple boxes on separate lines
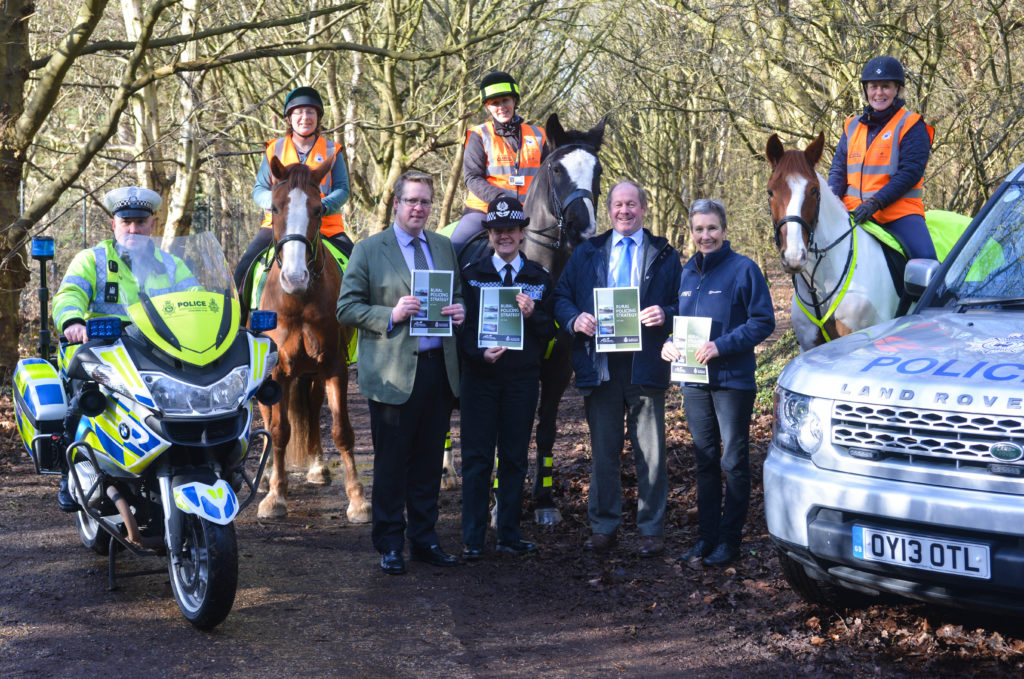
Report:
13,231,277,630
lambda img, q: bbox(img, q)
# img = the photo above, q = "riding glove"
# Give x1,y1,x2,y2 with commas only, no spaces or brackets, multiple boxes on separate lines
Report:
851,198,881,225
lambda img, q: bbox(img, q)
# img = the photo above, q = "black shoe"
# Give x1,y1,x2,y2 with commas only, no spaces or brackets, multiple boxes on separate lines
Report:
676,539,713,562
410,544,460,567
58,476,80,513
702,543,740,567
461,545,484,561
496,540,537,556
380,550,406,575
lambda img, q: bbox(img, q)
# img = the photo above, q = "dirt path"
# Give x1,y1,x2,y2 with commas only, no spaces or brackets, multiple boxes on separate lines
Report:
2,376,1023,678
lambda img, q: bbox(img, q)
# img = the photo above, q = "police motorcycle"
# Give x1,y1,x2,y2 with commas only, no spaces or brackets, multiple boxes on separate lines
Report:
12,232,281,629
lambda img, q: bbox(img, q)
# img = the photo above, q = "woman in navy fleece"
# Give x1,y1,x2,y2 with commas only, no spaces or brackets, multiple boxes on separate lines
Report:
663,199,775,567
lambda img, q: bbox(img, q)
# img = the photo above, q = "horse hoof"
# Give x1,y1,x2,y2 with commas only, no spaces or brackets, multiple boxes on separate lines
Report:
439,475,457,491
257,496,287,519
346,503,372,524
307,466,332,486
534,507,562,526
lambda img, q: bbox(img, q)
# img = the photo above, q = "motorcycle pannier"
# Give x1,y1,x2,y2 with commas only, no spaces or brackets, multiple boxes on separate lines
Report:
12,358,68,472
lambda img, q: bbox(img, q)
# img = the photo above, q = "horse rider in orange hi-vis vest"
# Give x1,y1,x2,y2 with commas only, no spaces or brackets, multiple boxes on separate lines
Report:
827,56,936,260
234,86,352,316
449,71,549,251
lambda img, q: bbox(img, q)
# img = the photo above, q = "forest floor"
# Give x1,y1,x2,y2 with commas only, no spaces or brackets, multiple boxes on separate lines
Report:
2,275,1024,678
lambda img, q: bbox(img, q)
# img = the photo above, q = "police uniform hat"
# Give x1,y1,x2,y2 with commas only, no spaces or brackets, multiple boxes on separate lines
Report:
484,197,529,229
104,186,162,218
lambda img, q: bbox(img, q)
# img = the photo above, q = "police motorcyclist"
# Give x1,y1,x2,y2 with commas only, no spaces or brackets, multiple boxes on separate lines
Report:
827,56,936,259
52,186,198,511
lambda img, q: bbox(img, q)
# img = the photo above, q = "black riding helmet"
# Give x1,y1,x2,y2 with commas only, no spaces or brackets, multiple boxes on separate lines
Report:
861,56,905,96
284,86,325,118
480,71,520,106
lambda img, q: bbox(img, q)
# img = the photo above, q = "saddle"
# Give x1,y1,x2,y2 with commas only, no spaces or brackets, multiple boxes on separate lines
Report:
860,209,971,299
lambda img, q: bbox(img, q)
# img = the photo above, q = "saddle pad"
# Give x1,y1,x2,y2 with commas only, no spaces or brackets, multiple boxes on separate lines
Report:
859,209,971,263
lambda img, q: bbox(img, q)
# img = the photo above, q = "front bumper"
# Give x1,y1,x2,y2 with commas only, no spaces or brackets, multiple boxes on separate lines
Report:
765,443,1024,612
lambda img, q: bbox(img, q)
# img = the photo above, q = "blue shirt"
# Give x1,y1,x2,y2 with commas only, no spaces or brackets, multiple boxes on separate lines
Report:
393,223,442,352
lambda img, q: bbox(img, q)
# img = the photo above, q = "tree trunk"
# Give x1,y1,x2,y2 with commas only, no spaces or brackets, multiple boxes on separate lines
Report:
0,0,35,372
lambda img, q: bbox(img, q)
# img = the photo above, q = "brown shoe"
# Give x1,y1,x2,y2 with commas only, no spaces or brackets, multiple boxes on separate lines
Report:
638,536,664,558
584,532,617,553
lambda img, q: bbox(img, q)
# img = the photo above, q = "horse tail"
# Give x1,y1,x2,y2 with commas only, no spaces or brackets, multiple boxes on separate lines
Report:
284,374,324,469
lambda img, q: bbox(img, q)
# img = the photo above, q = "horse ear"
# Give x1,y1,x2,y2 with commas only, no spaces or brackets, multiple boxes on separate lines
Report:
766,134,785,169
804,132,825,167
312,153,335,185
270,155,288,182
589,115,608,147
546,113,566,146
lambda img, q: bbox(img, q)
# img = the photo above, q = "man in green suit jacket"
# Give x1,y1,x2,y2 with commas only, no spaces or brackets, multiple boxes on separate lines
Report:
337,170,465,575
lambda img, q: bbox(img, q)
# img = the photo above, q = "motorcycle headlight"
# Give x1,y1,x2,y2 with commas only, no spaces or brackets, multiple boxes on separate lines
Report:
773,387,823,456
142,366,250,416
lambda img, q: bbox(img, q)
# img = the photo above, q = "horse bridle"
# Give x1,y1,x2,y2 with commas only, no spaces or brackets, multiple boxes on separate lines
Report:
524,143,596,252
270,183,327,283
771,186,855,323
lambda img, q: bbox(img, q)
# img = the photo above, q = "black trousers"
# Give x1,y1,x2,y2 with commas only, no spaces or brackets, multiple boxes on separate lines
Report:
459,372,539,547
368,352,455,553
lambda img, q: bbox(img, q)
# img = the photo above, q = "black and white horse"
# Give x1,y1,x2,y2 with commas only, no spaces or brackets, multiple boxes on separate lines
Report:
443,113,605,524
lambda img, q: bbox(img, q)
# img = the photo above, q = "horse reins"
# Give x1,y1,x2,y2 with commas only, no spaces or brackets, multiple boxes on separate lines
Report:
523,143,596,252
771,187,857,338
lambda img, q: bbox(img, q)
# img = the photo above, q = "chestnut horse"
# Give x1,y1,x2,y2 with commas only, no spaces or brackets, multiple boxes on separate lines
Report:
766,132,898,350
256,156,371,522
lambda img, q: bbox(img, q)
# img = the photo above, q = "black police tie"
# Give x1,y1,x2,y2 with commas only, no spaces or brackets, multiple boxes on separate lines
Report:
502,263,514,286
412,237,428,270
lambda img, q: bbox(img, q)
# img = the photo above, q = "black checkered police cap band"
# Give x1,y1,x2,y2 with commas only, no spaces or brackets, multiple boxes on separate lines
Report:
104,186,162,219
484,197,529,229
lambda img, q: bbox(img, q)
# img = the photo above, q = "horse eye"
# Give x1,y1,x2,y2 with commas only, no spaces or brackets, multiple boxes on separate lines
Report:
767,189,774,198
271,206,279,215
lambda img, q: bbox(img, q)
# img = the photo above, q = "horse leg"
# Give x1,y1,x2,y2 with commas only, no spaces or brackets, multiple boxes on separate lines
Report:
258,377,292,519
303,375,332,486
325,367,370,524
532,338,572,525
440,431,458,491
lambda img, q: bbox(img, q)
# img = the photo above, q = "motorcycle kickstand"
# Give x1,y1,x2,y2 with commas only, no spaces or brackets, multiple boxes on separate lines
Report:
108,535,119,590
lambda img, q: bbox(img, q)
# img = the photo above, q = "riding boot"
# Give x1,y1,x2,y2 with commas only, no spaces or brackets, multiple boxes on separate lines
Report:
58,474,80,513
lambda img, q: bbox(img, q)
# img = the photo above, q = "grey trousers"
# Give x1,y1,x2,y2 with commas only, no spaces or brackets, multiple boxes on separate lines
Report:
583,354,668,537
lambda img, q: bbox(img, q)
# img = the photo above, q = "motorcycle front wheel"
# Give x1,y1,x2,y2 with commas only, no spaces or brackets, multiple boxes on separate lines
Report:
75,507,111,556
168,514,238,630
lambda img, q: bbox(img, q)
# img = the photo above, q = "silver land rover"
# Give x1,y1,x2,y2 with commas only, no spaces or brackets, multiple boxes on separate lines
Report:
765,162,1024,613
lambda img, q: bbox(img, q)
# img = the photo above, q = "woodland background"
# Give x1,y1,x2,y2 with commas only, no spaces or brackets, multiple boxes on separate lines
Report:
2,0,1023,372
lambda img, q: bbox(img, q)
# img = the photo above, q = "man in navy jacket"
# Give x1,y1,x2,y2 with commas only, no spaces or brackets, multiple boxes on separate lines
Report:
553,181,682,557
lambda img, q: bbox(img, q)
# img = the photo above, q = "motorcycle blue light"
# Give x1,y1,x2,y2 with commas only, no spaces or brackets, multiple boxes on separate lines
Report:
31,237,55,260
86,317,122,340
250,310,277,333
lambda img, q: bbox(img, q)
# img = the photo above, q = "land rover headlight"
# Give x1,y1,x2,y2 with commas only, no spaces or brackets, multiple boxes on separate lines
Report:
773,387,822,456
142,367,250,416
